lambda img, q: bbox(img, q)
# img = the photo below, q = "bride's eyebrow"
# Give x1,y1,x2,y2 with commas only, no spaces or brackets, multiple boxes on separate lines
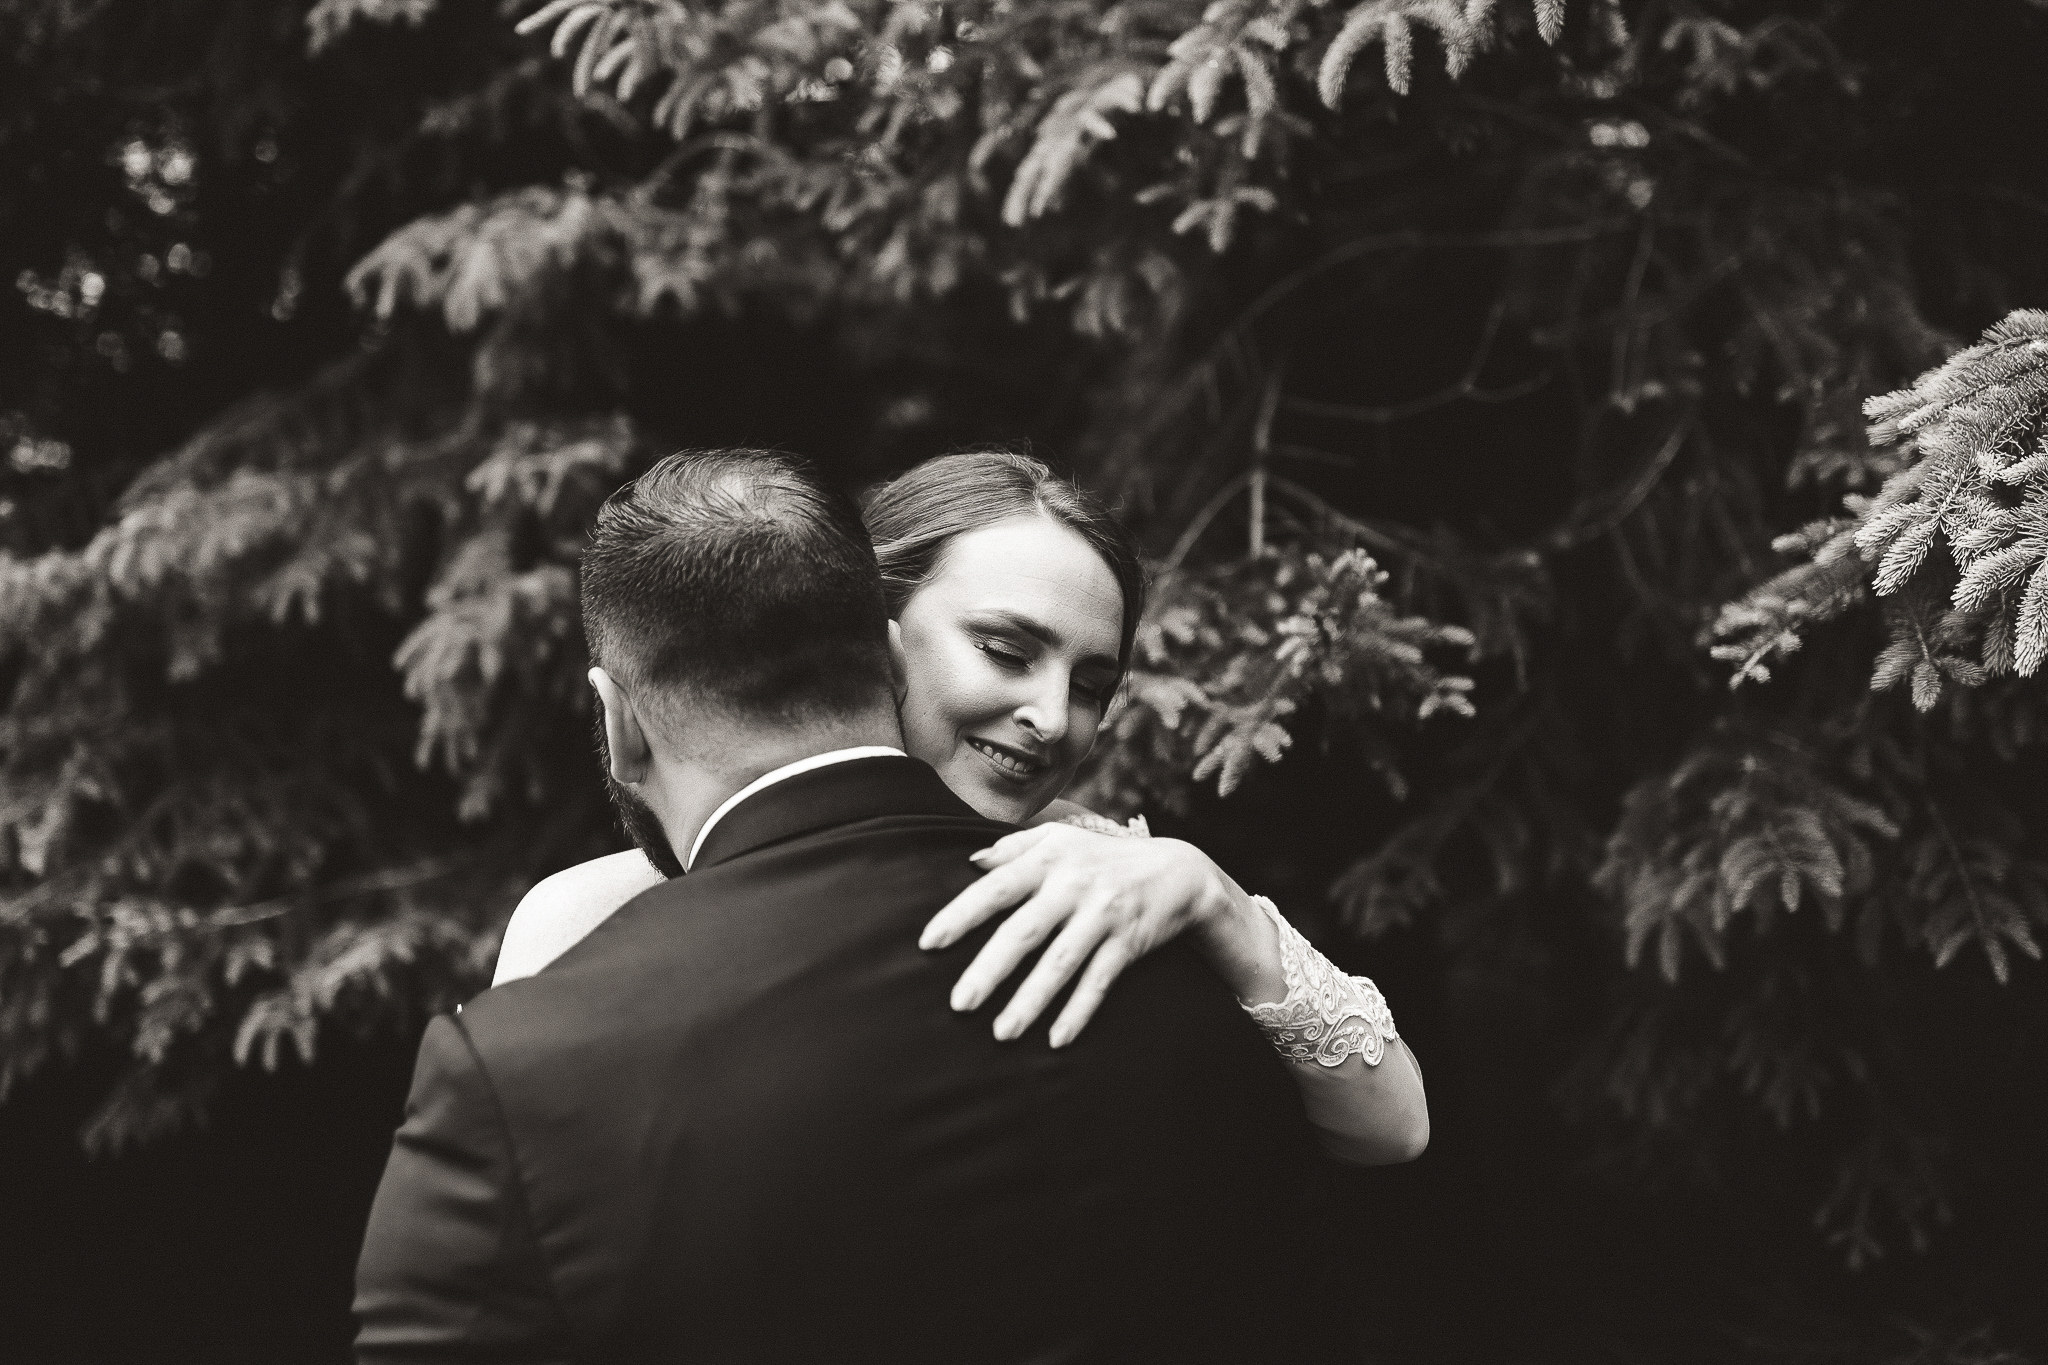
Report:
972,609,1118,670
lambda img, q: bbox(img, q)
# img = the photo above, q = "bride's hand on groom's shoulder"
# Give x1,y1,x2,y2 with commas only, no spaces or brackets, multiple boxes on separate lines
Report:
920,824,1279,1048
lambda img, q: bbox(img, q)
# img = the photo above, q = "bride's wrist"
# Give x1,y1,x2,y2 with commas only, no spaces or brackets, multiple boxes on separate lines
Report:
1173,849,1287,1006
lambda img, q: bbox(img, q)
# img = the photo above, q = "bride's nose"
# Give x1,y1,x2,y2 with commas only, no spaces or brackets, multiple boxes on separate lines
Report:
1013,676,1072,747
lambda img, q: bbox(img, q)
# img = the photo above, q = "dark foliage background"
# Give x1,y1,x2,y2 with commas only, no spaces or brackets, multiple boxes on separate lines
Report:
3,0,2047,1359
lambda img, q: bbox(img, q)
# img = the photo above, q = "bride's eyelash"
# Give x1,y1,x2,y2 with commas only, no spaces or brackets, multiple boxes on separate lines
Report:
975,638,1029,667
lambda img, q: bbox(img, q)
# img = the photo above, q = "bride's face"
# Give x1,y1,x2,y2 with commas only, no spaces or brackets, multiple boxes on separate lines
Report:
890,513,1125,824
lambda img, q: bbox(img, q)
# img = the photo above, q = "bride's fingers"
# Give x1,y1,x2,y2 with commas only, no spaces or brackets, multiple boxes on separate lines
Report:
948,885,1073,1011
991,909,1108,1041
1046,939,1134,1048
920,853,1048,950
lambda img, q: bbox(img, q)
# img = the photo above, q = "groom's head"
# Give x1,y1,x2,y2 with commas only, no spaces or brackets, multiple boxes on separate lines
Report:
581,450,898,846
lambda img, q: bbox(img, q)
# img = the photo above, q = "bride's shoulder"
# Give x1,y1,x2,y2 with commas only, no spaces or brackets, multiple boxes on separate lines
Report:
493,850,668,986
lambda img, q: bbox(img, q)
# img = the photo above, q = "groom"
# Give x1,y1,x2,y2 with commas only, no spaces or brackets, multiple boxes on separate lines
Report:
354,451,1321,1363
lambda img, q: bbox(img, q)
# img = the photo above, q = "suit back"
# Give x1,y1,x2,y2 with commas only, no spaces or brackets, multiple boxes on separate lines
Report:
356,757,1317,1364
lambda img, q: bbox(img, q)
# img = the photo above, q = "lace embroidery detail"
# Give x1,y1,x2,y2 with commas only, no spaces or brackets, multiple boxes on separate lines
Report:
1055,811,1152,839
1241,896,1397,1068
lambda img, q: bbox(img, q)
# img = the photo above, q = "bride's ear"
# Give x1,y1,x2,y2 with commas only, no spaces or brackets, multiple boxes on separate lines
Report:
589,667,651,785
885,619,908,704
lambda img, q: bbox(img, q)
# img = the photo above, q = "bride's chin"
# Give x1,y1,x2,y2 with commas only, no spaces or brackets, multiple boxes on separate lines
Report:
948,766,1036,823
970,791,1034,824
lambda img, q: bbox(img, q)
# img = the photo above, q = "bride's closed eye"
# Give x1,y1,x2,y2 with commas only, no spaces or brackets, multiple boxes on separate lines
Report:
974,637,1030,669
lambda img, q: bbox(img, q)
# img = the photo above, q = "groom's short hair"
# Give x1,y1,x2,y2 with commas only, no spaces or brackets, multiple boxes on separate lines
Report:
581,450,893,733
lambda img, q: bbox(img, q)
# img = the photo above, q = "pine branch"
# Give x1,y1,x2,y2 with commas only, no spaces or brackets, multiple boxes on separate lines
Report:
1713,310,2048,705
1596,726,1897,981
1073,543,1475,816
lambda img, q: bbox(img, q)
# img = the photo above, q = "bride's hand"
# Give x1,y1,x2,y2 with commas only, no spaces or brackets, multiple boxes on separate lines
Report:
920,824,1279,1047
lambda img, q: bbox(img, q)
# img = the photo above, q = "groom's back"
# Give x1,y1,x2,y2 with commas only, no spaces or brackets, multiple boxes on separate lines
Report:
458,760,1313,1364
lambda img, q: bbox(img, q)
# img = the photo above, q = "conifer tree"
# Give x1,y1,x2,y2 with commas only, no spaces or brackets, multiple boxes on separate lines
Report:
3,0,2046,1292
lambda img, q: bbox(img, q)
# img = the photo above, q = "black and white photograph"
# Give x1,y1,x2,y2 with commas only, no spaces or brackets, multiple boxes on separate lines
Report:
2,0,2045,1361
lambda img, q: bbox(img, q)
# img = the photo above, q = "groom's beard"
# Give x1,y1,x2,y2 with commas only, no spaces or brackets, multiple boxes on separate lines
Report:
592,713,684,879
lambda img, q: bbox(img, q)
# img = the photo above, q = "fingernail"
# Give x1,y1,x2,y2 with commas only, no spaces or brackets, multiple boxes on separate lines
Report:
952,987,979,1011
993,1017,1018,1041
968,848,993,864
1049,1025,1071,1048
920,932,944,951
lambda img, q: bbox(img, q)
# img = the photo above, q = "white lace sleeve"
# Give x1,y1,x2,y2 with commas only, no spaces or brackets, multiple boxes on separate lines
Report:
1240,896,1398,1067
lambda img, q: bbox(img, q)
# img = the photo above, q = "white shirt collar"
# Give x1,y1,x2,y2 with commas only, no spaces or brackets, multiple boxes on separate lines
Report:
684,746,907,871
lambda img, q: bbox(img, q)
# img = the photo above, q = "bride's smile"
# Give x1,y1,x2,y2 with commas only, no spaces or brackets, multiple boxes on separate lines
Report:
964,735,1046,781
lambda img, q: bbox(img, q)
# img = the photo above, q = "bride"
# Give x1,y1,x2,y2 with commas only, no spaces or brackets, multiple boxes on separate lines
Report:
497,449,1428,1164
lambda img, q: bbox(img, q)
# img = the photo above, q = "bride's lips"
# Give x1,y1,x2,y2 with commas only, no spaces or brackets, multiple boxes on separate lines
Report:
965,735,1048,785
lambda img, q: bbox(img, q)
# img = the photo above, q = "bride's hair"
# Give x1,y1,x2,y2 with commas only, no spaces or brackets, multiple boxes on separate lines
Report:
860,449,1146,685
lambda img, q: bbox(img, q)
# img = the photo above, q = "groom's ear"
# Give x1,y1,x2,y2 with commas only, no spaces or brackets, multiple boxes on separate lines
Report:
589,667,651,786
886,619,908,704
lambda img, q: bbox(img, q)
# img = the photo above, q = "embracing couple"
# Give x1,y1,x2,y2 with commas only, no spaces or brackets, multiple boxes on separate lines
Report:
354,448,1429,1364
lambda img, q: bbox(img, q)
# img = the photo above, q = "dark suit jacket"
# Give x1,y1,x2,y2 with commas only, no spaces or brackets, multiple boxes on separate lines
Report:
355,756,1319,1365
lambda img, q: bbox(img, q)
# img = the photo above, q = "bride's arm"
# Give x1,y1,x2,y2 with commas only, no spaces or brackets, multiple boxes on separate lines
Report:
920,823,1428,1166
1194,864,1430,1167
492,849,667,986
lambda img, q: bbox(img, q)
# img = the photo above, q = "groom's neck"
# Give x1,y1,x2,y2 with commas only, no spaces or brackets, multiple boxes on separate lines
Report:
649,706,904,868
